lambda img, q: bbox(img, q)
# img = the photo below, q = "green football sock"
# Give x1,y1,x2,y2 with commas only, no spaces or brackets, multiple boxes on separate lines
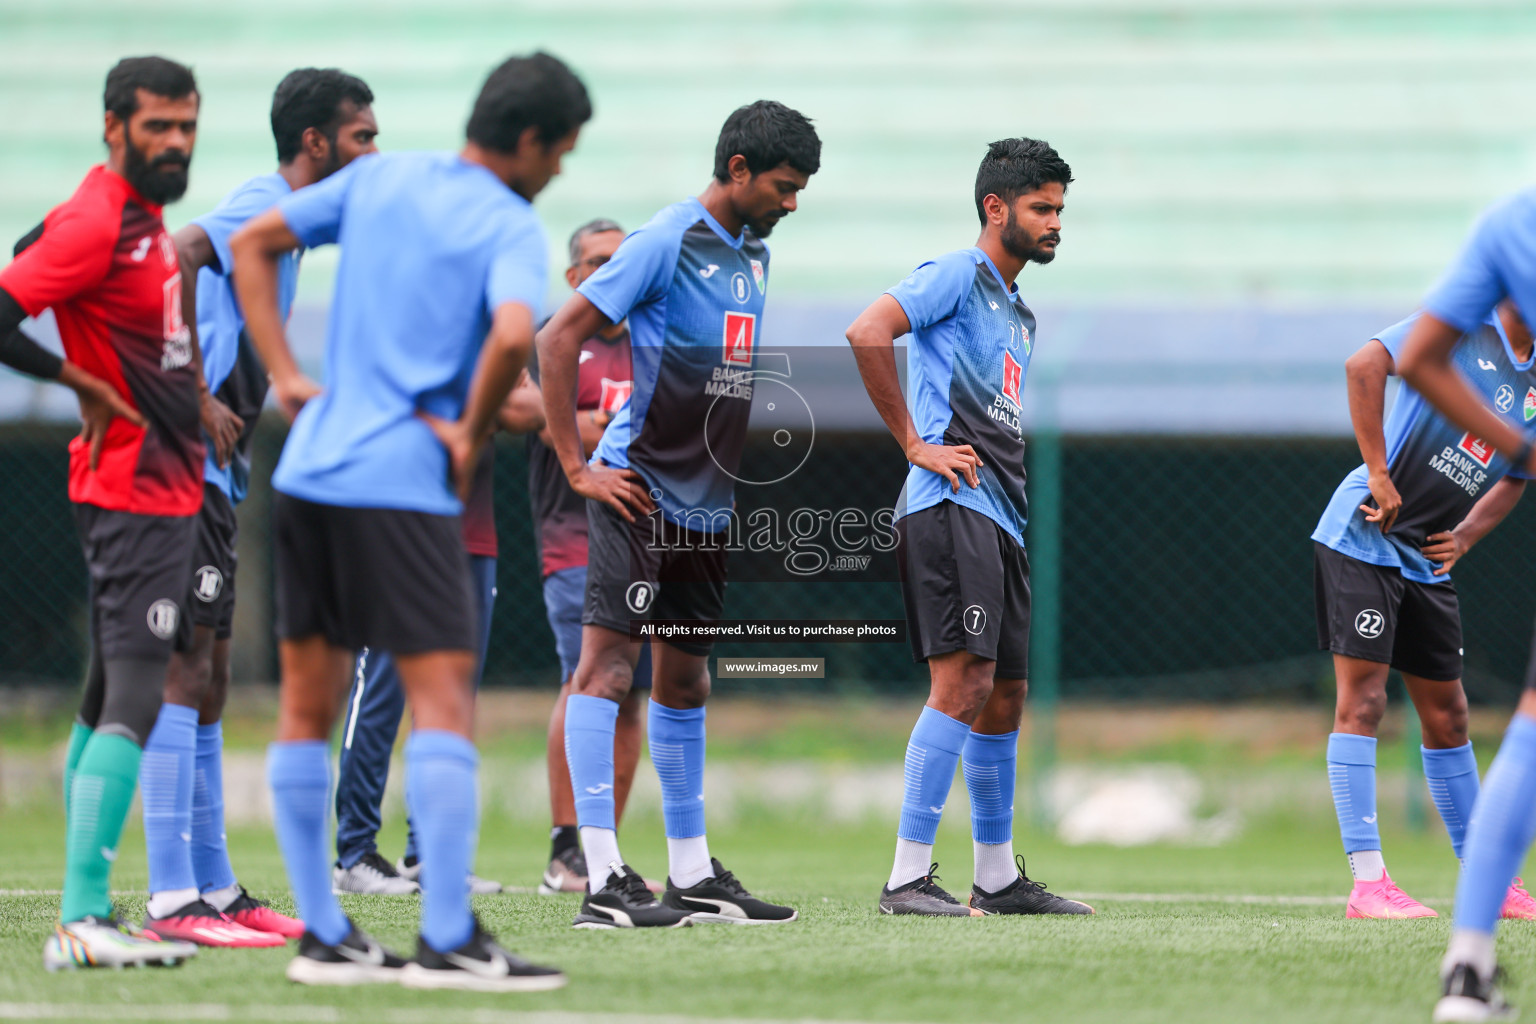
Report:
61,732,142,923
62,721,92,819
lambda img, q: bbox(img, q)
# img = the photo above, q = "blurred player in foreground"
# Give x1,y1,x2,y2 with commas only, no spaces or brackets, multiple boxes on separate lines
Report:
231,52,587,989
536,100,819,928
520,219,653,894
1312,305,1536,922
0,56,208,971
845,138,1091,917
1392,191,1536,1022
134,67,378,949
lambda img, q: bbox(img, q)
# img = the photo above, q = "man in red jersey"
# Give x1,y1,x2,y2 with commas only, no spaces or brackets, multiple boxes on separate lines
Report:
0,56,207,971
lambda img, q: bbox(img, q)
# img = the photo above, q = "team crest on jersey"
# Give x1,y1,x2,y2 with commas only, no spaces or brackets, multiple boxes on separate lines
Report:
1001,350,1023,408
750,259,765,294
723,311,755,367
1458,432,1495,468
599,377,633,414
1524,387,1536,422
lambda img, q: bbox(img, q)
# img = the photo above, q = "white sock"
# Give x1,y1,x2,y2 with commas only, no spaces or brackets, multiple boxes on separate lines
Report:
579,826,622,894
889,838,933,890
667,835,713,888
1444,929,1497,981
974,841,1017,894
201,882,241,913
146,887,200,919
1348,849,1386,882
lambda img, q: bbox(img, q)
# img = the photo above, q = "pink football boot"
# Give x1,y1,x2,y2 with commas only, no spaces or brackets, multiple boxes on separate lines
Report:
1501,877,1536,920
1345,872,1438,919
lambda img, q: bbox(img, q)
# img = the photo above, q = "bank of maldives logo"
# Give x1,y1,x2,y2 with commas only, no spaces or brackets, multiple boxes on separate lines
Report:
723,311,755,367
1001,350,1023,408
1458,432,1495,469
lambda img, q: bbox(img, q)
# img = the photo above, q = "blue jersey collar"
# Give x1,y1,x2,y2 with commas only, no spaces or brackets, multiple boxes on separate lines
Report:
970,246,1019,297
689,197,745,249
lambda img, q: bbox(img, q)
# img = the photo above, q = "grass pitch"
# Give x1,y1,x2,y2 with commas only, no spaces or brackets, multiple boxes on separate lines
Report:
0,805,1526,1024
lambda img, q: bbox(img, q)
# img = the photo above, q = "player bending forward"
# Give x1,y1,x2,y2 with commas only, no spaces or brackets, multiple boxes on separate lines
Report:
1312,304,1536,922
231,52,587,989
536,100,819,928
1391,189,1536,1022
845,138,1092,917
133,66,379,949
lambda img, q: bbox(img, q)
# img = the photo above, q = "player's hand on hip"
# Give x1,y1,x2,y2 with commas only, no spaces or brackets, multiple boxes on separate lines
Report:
907,441,983,493
1422,530,1468,576
72,373,146,473
570,463,655,522
418,412,480,503
200,393,244,469
270,371,321,422
1360,469,1402,533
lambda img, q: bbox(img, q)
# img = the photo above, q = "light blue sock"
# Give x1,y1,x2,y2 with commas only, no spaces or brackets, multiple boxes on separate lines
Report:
141,703,198,897
1327,733,1381,856
192,722,237,894
268,741,349,946
1454,716,1536,935
649,702,707,838
963,730,1018,844
898,707,971,843
565,694,619,831
1423,742,1481,861
406,730,478,953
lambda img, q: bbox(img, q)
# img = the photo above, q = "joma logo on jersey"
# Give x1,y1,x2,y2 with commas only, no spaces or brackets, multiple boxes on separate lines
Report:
599,378,633,414
1458,432,1496,468
723,311,755,367
1001,350,1023,408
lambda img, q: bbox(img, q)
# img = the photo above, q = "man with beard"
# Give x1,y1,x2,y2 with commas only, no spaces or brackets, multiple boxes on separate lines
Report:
536,99,818,929
844,138,1092,917
131,67,378,949
0,56,206,969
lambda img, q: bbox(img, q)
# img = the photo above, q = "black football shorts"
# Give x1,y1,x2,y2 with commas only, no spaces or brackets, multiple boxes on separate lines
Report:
74,502,195,660
1313,541,1462,682
896,500,1030,679
187,483,239,639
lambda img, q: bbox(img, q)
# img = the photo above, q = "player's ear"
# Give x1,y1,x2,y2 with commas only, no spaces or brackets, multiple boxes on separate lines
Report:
301,125,329,164
727,153,752,187
565,264,580,289
982,193,1006,228
103,111,124,149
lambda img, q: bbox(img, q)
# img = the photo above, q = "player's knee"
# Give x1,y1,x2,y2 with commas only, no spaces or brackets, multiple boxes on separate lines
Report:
573,655,633,702
98,657,170,747
1336,688,1388,734
1421,694,1470,748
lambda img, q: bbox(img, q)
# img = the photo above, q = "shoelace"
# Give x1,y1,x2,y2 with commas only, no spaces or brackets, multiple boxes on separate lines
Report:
710,866,750,898
613,867,656,905
1012,854,1058,898
1382,880,1427,911
225,888,270,913
1512,877,1534,900
916,863,961,904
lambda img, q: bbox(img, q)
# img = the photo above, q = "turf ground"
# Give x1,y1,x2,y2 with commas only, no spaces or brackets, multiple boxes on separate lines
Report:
1,805,1527,1024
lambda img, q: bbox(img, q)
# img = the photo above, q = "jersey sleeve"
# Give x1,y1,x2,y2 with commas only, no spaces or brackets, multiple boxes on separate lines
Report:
277,156,369,249
486,214,548,314
1423,209,1511,333
576,223,676,324
0,203,116,316
885,254,973,333
1370,314,1419,362
192,180,286,277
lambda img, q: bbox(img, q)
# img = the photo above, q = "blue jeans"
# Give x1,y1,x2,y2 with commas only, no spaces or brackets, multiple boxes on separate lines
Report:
334,554,496,868
543,565,652,687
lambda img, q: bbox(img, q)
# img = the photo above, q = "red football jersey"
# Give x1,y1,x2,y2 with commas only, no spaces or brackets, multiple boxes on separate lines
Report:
0,166,204,515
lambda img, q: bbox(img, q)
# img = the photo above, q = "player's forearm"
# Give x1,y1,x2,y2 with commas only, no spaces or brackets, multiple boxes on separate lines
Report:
461,303,535,442
174,226,214,396
230,214,305,387
1455,477,1526,550
1400,313,1527,461
847,326,921,459
1345,343,1392,474
0,287,62,380
535,320,593,479
497,373,545,434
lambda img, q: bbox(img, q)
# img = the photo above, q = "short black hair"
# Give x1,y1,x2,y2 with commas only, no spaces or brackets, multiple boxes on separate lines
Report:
466,52,591,153
712,100,821,183
568,218,623,266
974,138,1072,224
103,56,198,122
270,68,374,163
